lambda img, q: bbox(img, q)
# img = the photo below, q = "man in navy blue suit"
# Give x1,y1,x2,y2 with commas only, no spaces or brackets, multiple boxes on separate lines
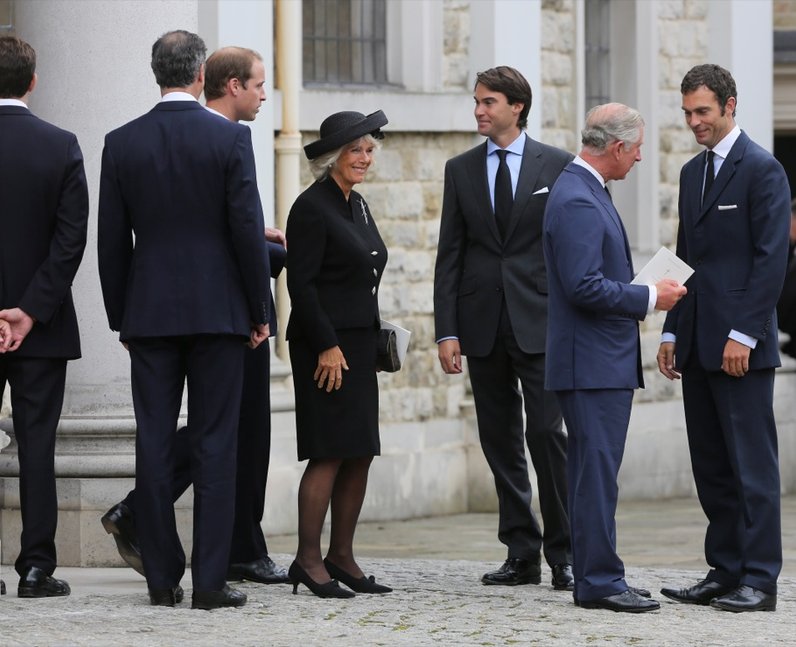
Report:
100,46,289,587
98,30,270,610
544,103,685,612
0,36,88,599
658,64,790,613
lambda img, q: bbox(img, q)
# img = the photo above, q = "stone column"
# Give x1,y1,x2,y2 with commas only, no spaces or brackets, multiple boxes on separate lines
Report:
0,0,201,566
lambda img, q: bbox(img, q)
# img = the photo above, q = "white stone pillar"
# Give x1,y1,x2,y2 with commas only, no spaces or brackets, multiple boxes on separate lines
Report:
0,0,201,566
468,0,542,138
708,0,774,151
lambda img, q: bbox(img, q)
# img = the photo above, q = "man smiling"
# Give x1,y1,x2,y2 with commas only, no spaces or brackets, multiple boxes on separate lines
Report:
434,66,573,590
658,64,790,613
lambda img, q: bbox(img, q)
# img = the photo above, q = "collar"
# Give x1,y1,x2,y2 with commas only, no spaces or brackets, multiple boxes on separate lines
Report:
709,124,741,159
160,91,198,103
0,98,28,108
573,155,607,187
486,131,526,157
204,105,229,120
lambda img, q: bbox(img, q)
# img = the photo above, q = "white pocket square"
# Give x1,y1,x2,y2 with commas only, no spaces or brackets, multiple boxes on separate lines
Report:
532,187,549,195
717,204,738,211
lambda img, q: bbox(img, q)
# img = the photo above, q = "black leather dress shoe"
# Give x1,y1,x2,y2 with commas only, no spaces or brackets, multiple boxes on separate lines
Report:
148,585,184,607
481,558,541,586
227,556,289,584
1,579,5,595
192,584,247,610
101,502,144,576
710,585,776,612
660,578,735,606
17,566,71,598
551,564,574,591
579,590,660,613
629,586,651,598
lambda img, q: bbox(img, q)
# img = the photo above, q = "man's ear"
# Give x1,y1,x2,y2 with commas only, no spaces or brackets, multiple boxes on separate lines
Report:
228,77,240,97
26,72,37,96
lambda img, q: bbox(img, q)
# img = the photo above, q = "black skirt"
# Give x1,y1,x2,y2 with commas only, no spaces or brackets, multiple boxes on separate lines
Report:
289,327,380,460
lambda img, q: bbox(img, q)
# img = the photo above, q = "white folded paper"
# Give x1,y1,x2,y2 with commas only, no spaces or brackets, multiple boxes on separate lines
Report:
631,246,694,287
380,320,411,364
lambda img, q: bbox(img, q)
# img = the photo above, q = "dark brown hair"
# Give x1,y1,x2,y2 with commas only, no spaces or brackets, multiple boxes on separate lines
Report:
474,66,532,130
681,64,737,118
0,36,36,98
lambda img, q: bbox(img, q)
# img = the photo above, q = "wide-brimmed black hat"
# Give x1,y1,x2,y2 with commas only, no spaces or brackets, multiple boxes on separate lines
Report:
304,110,388,160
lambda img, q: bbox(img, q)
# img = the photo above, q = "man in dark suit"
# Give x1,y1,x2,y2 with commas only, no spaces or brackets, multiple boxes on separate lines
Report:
100,46,289,586
433,66,573,589
544,102,685,613
98,30,271,610
0,36,88,598
658,64,790,613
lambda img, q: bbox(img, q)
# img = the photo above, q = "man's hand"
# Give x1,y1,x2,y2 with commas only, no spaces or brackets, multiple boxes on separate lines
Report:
0,319,12,353
248,323,270,349
314,345,349,392
722,338,751,377
265,227,286,248
438,339,462,374
656,342,680,380
0,308,35,352
654,279,687,311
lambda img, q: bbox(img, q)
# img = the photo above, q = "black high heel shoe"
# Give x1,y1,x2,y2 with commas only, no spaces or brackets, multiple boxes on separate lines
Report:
288,561,355,599
324,558,393,594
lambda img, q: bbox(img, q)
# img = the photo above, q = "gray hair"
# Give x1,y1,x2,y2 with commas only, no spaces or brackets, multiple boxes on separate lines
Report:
581,103,644,154
151,30,206,89
308,134,381,181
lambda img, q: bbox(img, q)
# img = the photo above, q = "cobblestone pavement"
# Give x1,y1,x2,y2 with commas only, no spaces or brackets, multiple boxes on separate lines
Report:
1,497,794,646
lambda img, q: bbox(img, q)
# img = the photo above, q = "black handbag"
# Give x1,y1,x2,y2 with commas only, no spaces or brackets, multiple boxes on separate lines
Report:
376,328,401,372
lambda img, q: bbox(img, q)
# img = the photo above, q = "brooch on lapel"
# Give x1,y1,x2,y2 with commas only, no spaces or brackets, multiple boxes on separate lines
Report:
359,198,369,225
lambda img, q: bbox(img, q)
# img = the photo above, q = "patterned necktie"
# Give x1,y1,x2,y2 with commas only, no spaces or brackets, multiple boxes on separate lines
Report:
702,150,715,207
494,150,513,239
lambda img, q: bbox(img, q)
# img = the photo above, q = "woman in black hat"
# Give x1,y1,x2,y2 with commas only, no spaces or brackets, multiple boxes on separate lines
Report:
285,110,392,598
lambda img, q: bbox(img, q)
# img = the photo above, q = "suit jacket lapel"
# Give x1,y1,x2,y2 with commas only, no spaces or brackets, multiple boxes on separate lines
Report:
504,135,542,241
571,165,633,270
464,142,502,244
696,131,748,222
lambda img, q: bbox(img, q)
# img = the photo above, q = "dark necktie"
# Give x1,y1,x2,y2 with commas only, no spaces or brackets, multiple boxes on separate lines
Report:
702,150,715,206
494,150,513,239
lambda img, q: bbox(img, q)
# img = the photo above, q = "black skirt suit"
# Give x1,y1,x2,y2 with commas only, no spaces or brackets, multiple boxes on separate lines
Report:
286,177,388,460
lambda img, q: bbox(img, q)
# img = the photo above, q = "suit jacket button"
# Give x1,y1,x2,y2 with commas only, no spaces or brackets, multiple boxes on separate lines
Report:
372,286,376,295
372,268,378,276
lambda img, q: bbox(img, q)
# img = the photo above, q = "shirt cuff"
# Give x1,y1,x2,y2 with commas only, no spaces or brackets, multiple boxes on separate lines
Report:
646,285,657,315
729,329,758,349
661,332,677,344
436,336,459,344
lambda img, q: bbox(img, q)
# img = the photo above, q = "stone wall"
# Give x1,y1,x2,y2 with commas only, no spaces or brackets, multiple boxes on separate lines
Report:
775,0,796,28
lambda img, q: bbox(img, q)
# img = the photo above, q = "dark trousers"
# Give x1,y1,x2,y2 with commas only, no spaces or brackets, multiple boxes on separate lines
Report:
0,356,66,576
129,334,244,592
682,363,781,594
556,388,633,602
466,303,570,566
122,339,272,564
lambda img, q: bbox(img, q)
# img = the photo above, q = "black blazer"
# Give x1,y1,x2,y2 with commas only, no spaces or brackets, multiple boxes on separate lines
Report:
98,101,270,340
285,178,387,353
434,135,573,356
0,105,88,359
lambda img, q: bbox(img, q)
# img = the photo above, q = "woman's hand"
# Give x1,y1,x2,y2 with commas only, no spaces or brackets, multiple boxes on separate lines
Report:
314,345,349,392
